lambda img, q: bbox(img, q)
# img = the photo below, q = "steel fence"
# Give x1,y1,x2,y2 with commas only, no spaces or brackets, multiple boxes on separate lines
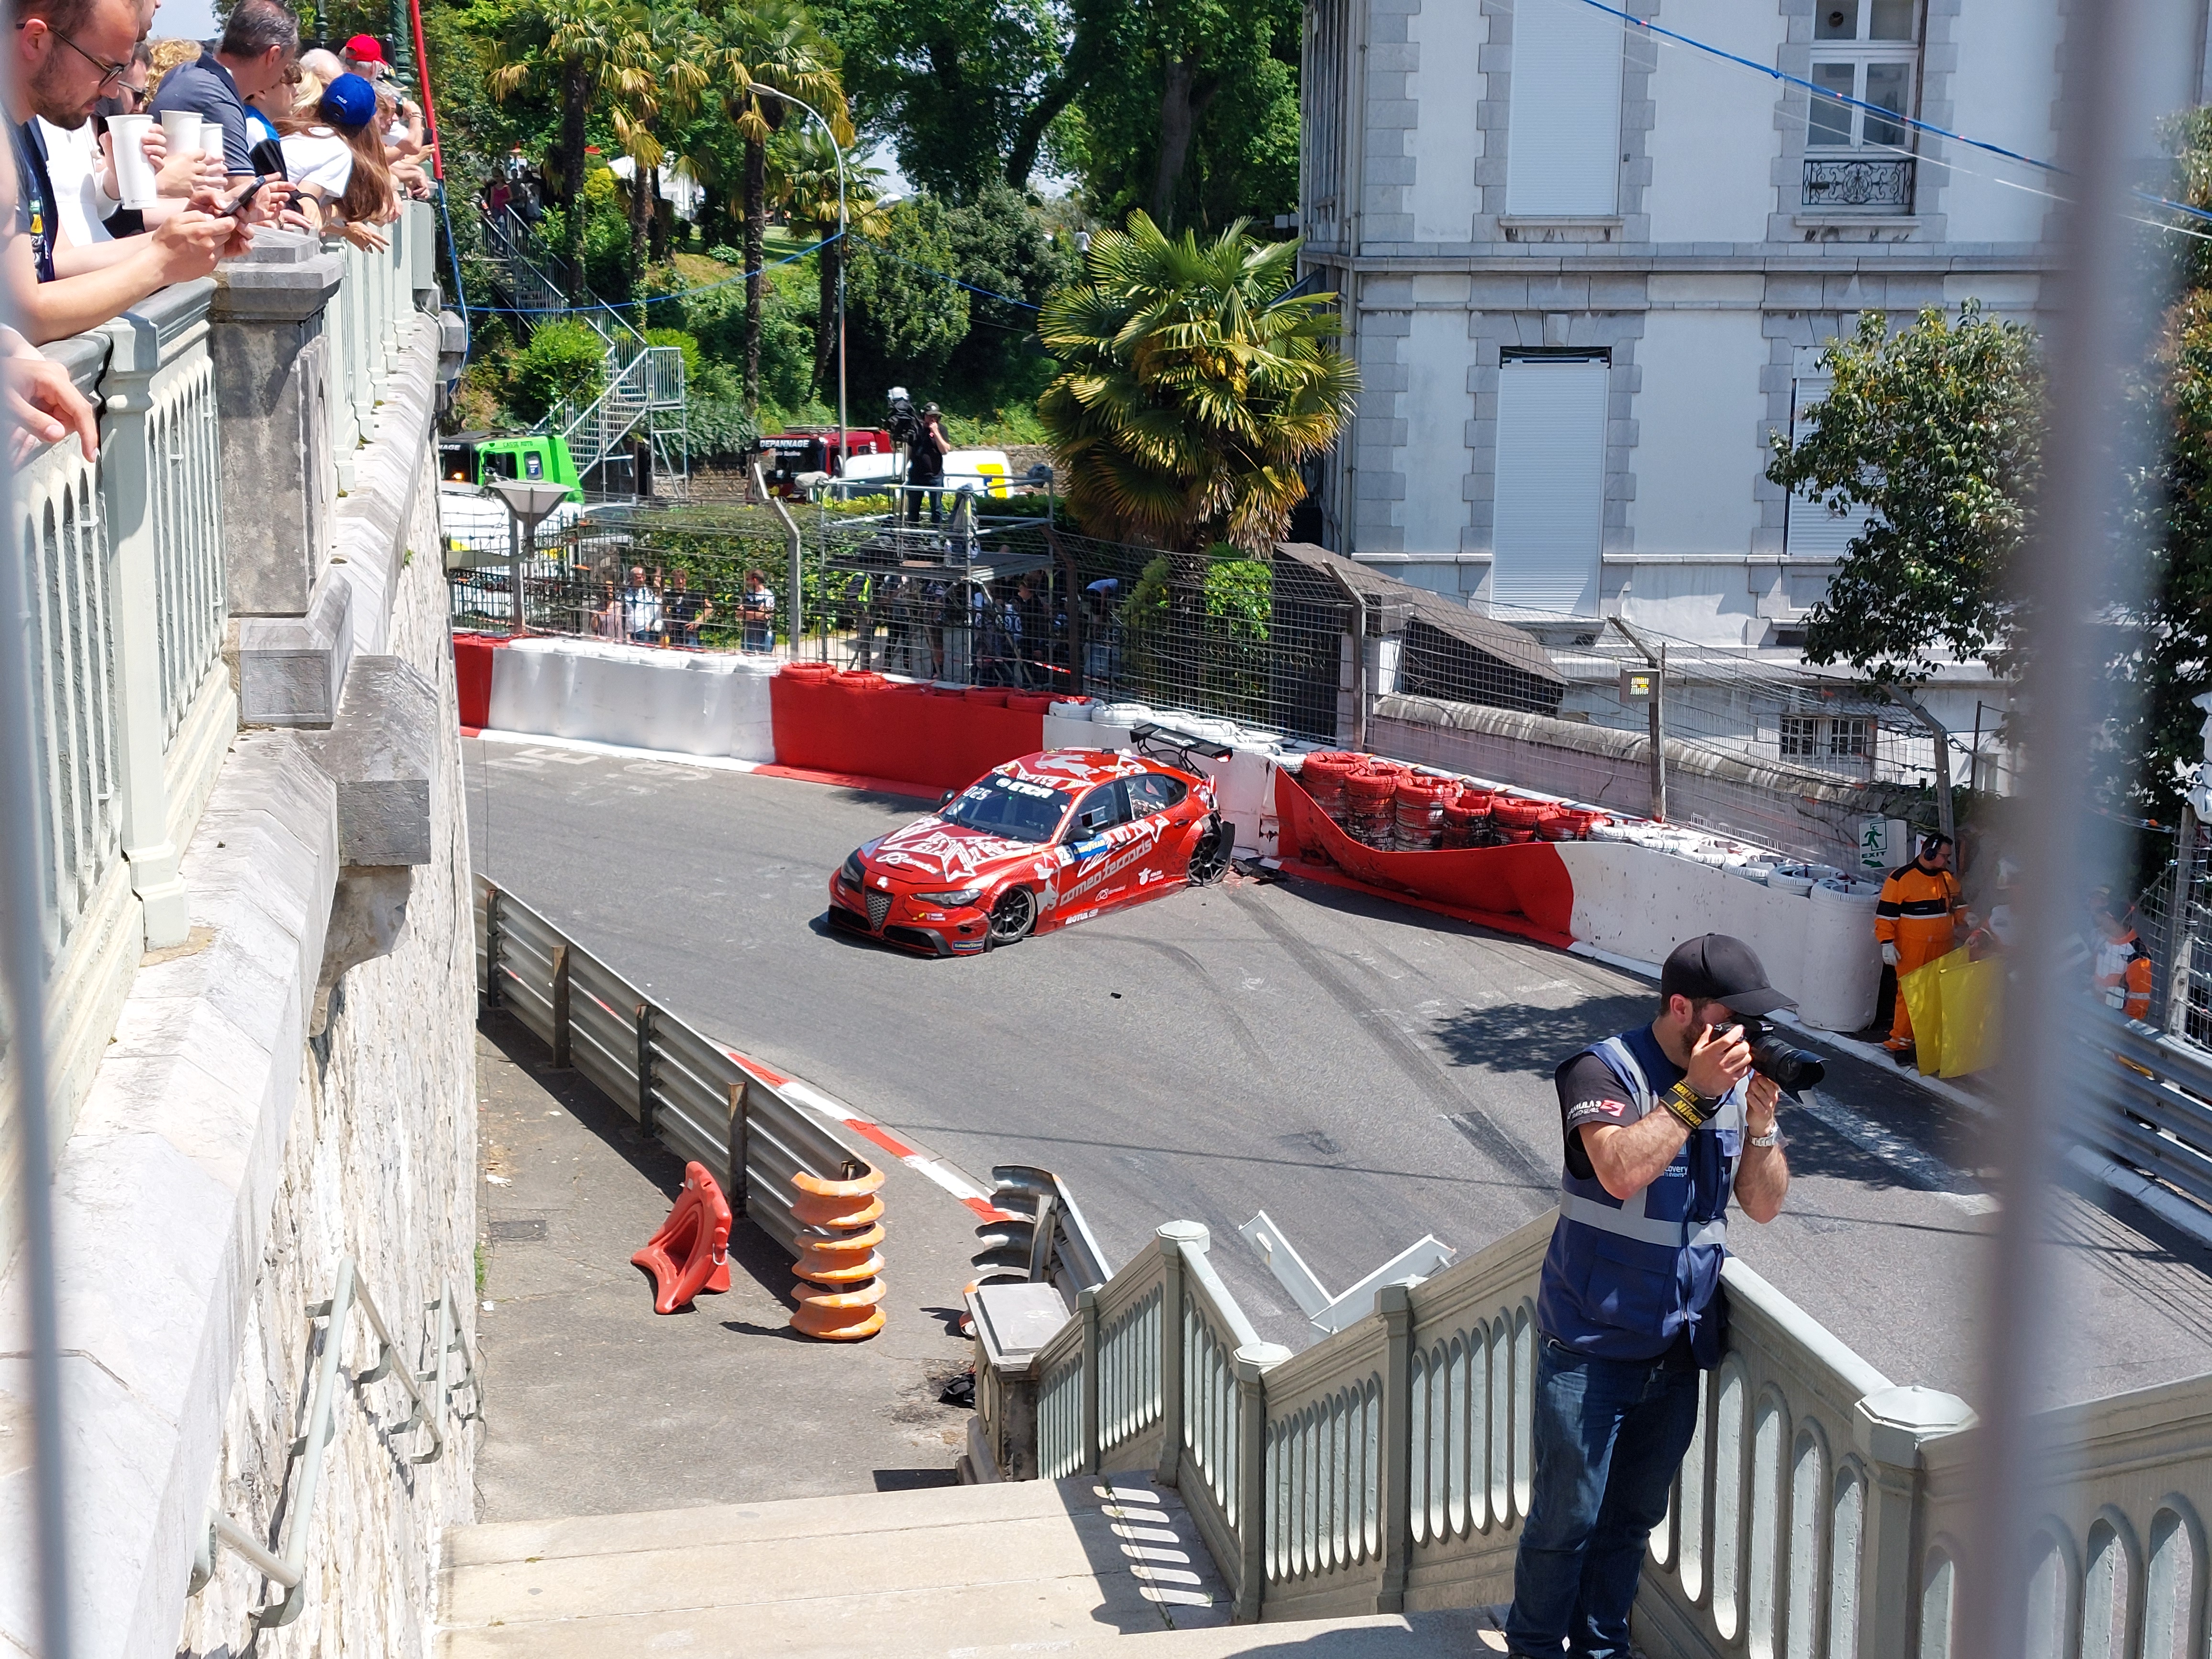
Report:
474,877,877,1255
2137,822,2211,1048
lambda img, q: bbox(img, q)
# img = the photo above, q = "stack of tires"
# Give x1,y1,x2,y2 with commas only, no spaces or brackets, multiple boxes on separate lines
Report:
1344,763,1403,847
1441,786,1493,848
1393,775,1453,851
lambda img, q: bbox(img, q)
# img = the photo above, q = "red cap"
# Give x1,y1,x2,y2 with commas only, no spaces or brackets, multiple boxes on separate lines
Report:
341,34,388,64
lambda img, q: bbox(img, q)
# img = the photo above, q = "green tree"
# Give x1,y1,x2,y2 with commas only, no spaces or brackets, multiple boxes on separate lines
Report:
1765,304,2042,686
808,0,1080,198
1058,0,1300,230
702,0,849,414
1036,212,1357,560
943,181,1083,408
842,194,970,402
506,318,606,419
769,123,891,396
487,0,658,292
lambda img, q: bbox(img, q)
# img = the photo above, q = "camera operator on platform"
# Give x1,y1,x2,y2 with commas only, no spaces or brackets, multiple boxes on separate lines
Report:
1504,934,1796,1659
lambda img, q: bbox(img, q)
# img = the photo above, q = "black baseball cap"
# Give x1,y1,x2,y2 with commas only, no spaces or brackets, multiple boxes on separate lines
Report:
1659,934,1796,1017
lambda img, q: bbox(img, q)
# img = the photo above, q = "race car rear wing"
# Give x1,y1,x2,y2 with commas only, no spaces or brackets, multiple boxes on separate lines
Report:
1130,722,1234,773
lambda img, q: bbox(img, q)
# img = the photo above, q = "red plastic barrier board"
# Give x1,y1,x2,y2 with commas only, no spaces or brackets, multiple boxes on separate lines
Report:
1274,769,1576,947
453,632,504,731
769,674,1049,794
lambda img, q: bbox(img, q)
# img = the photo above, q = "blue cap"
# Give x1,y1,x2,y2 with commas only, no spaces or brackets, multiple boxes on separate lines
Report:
318,73,376,129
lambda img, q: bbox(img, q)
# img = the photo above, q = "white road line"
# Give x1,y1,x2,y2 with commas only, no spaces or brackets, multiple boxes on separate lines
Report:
1793,1089,1996,1216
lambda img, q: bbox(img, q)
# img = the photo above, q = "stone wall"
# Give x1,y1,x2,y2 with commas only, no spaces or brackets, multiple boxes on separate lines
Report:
177,446,476,1659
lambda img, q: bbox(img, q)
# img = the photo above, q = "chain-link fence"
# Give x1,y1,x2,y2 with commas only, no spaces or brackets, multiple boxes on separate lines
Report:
2137,821,2212,1047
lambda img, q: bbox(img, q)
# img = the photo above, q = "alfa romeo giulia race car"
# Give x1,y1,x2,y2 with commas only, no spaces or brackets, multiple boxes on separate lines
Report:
827,740,1235,956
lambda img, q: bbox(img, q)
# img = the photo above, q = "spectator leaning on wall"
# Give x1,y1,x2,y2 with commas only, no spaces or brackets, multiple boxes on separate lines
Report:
5,0,249,343
145,0,299,183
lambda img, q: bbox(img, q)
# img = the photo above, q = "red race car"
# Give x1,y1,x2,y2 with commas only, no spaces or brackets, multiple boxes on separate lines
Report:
827,734,1236,956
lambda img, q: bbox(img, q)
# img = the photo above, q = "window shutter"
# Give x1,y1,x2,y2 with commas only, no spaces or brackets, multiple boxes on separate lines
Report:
1491,358,1609,616
1505,0,1623,215
1786,376,1874,557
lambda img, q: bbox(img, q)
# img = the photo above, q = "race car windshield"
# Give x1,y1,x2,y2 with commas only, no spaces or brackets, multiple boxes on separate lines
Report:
938,774,1071,842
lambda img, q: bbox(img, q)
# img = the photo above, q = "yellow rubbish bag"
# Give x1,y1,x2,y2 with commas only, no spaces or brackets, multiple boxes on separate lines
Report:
1899,950,2002,1078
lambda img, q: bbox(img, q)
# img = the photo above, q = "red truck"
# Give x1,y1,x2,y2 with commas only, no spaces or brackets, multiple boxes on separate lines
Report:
758,427,894,496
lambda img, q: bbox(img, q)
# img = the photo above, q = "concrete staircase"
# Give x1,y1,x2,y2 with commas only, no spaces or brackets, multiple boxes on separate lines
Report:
438,1476,1506,1658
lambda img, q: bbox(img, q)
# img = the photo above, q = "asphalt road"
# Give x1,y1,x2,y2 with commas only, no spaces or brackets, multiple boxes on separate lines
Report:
465,737,2212,1406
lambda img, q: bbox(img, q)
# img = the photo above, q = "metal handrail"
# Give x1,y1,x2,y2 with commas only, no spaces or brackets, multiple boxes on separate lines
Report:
2082,1005,2212,1207
189,1257,480,1626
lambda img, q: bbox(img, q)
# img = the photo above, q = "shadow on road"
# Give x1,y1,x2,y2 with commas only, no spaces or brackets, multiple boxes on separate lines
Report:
1431,993,1651,1077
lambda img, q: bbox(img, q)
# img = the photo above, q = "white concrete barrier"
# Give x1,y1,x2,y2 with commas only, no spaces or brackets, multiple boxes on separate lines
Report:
1554,841,1879,1031
487,638,777,762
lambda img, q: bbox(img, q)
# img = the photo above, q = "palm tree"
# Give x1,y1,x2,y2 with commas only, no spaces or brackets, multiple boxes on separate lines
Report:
611,23,708,304
1037,212,1360,561
488,0,658,298
705,0,849,414
770,125,890,396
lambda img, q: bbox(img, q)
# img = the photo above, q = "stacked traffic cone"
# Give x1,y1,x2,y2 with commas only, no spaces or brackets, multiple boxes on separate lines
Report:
790,1161,886,1341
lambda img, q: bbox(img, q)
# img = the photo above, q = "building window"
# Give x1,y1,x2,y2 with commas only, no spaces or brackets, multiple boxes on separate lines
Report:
1505,0,1624,216
1828,716,1873,759
1780,715,1823,760
1803,0,1919,211
1490,354,1610,617
1785,365,1876,556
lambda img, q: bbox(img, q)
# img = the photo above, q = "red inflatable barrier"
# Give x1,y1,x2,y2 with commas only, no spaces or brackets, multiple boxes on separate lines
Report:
770,668,1047,794
630,1161,733,1314
452,632,507,731
1275,770,1575,946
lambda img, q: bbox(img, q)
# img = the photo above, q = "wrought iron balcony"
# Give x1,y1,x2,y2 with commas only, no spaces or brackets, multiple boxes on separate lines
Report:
1802,155,1915,211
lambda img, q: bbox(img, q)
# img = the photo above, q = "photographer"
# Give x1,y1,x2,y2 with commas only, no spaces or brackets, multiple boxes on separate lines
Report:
1504,934,1795,1659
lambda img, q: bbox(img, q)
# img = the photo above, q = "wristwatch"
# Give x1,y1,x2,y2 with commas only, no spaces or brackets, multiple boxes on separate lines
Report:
1748,1125,1782,1148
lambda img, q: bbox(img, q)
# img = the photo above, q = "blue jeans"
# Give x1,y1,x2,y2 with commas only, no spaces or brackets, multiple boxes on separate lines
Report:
1504,1337,1701,1658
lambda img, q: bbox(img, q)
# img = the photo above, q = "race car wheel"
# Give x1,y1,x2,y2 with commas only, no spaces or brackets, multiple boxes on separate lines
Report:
987,886,1037,947
1188,817,1233,886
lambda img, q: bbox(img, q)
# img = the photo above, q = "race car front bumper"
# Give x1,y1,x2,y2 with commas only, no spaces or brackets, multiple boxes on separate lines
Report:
826,874,989,956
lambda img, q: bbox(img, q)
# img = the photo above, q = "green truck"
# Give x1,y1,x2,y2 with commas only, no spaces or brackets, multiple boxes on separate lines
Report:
440,431,584,500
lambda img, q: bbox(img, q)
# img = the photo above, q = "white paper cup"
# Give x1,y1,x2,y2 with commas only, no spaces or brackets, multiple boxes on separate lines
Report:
157,109,200,149
198,123,228,163
108,114,157,209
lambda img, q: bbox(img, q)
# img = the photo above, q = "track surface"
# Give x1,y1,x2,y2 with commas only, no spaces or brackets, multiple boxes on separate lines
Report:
466,738,2212,1404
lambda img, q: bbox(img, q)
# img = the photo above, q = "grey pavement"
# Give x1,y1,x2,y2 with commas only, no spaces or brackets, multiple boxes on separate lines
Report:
472,1009,980,1520
464,738,2212,1407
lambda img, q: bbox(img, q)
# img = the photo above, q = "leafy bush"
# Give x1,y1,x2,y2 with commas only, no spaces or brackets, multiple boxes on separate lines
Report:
644,327,703,382
507,320,604,422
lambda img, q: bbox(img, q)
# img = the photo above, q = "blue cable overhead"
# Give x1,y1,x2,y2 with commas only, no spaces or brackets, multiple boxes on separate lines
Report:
1564,0,2212,231
485,231,843,317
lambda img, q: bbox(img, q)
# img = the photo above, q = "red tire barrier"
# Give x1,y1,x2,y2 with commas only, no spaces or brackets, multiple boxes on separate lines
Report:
630,1161,733,1314
1006,692,1055,713
781,660,836,680
1273,769,1574,944
964,686,1009,707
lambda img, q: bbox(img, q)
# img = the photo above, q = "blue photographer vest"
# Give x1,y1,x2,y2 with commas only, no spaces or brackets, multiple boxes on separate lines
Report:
1534,1025,1745,1367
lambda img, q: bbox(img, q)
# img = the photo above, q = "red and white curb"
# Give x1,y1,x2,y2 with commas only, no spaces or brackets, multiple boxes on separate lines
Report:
723,1045,1014,1224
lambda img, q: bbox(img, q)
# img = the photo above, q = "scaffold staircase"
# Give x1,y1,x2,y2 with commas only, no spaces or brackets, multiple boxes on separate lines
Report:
479,205,688,488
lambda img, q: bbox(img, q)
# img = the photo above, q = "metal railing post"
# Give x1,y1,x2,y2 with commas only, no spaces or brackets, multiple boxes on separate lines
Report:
729,1081,749,1217
262,1259,356,1628
1080,1286,1103,1474
1233,1341,1290,1621
1155,1223,1203,1488
550,941,571,1065
482,883,504,1006
635,1002,658,1135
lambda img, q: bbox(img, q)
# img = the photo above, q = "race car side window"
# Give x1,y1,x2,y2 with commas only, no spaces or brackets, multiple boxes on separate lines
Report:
1068,781,1129,839
1127,773,1188,818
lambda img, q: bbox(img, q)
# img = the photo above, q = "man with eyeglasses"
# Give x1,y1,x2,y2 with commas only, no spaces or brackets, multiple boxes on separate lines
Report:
145,0,295,182
5,0,247,341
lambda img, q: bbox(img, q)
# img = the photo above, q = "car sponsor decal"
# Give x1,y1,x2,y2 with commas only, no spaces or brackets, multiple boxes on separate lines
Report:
1057,823,1165,906
1070,836,1108,860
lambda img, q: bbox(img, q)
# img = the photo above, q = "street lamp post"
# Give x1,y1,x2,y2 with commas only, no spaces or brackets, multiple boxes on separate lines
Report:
748,85,846,486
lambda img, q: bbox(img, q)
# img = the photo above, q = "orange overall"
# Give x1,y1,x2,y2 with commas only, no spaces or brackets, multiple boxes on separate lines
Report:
2093,930,2153,1021
1875,860,1963,1049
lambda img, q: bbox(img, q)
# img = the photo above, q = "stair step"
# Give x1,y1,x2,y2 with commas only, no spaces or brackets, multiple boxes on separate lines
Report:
441,1476,1256,1659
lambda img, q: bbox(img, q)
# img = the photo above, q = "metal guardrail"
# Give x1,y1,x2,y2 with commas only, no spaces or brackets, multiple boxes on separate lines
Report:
2083,1006,2212,1209
475,877,877,1257
190,1265,479,1626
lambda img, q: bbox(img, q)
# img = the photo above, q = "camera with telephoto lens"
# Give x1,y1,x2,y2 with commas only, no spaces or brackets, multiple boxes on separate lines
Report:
1734,1017,1825,1091
887,389,920,448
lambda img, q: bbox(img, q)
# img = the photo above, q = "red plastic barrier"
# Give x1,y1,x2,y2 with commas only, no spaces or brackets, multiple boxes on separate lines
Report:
1275,770,1575,945
452,632,505,730
770,668,1047,792
630,1161,733,1314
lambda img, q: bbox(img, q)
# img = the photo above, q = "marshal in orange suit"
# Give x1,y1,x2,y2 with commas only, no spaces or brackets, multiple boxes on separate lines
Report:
1874,832,1965,1062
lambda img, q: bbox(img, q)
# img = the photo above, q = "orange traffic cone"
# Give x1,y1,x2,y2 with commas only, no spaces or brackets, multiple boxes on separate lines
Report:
791,1161,885,1340
631,1162,732,1314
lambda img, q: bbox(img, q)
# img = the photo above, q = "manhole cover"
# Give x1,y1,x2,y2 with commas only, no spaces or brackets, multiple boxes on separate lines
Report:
488,1218,547,1241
